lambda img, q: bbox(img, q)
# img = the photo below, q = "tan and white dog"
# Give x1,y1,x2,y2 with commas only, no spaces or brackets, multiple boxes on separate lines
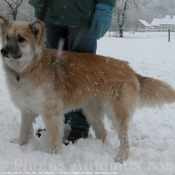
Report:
0,16,175,163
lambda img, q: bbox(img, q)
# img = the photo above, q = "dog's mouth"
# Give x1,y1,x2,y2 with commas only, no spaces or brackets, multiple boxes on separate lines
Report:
1,54,22,59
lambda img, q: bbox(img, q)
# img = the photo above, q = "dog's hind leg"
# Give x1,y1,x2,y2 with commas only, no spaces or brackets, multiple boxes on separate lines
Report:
113,108,130,163
42,104,64,154
106,84,138,163
82,97,107,144
12,111,37,145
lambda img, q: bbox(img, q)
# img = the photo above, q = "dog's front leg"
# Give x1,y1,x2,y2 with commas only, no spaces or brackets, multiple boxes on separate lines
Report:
42,105,64,154
16,111,37,145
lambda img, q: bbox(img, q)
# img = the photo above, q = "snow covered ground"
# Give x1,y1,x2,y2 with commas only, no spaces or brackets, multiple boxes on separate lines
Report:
0,32,175,175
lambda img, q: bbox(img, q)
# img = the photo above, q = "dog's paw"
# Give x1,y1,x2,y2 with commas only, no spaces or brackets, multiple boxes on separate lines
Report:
114,151,128,163
10,139,27,145
46,142,61,155
115,157,125,164
115,154,128,163
101,131,107,144
11,138,28,145
10,138,19,144
46,147,59,155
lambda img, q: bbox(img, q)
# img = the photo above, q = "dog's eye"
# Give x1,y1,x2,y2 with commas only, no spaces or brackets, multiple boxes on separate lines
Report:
17,37,26,43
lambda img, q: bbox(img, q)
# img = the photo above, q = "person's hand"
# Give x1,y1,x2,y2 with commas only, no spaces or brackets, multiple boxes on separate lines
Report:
90,3,114,40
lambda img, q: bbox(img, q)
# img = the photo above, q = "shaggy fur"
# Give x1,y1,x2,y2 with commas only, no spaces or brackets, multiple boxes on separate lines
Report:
0,16,175,163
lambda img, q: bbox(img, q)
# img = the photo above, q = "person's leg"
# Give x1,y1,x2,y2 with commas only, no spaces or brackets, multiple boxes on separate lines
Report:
68,27,97,54
64,27,97,144
64,110,90,145
44,21,68,50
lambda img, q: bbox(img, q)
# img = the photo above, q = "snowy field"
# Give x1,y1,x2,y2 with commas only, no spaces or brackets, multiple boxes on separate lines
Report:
0,32,175,175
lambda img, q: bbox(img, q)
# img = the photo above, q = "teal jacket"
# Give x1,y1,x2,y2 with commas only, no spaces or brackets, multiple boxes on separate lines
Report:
29,0,116,27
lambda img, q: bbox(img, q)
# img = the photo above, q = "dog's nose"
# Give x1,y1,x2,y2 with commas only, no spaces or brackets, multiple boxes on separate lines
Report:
1,46,11,57
1,48,8,56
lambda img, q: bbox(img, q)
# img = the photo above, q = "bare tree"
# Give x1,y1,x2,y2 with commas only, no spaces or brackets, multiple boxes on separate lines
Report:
4,0,24,20
114,0,142,37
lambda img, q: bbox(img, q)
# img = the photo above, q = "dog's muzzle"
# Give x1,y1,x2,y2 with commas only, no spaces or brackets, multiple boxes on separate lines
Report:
1,46,10,58
1,46,21,59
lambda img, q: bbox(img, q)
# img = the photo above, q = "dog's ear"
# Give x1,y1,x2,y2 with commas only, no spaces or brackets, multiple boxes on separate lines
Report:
0,15,9,27
0,16,9,37
29,20,46,44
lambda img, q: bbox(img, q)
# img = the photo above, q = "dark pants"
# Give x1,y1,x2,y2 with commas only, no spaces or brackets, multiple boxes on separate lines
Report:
44,21,97,130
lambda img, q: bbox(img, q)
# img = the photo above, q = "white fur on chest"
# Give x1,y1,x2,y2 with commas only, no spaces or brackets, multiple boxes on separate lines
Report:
7,78,45,114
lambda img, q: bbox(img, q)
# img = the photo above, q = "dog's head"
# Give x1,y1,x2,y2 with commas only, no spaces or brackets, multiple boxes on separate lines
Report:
0,16,46,71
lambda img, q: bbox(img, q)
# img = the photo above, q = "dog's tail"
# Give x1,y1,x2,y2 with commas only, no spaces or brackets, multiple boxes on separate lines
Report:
136,73,175,108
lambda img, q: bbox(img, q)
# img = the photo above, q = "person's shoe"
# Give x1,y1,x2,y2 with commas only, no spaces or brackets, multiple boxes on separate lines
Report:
64,128,88,145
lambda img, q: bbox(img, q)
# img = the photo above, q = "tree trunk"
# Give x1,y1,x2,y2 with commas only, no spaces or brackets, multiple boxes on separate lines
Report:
12,9,17,21
13,14,17,20
119,25,123,37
